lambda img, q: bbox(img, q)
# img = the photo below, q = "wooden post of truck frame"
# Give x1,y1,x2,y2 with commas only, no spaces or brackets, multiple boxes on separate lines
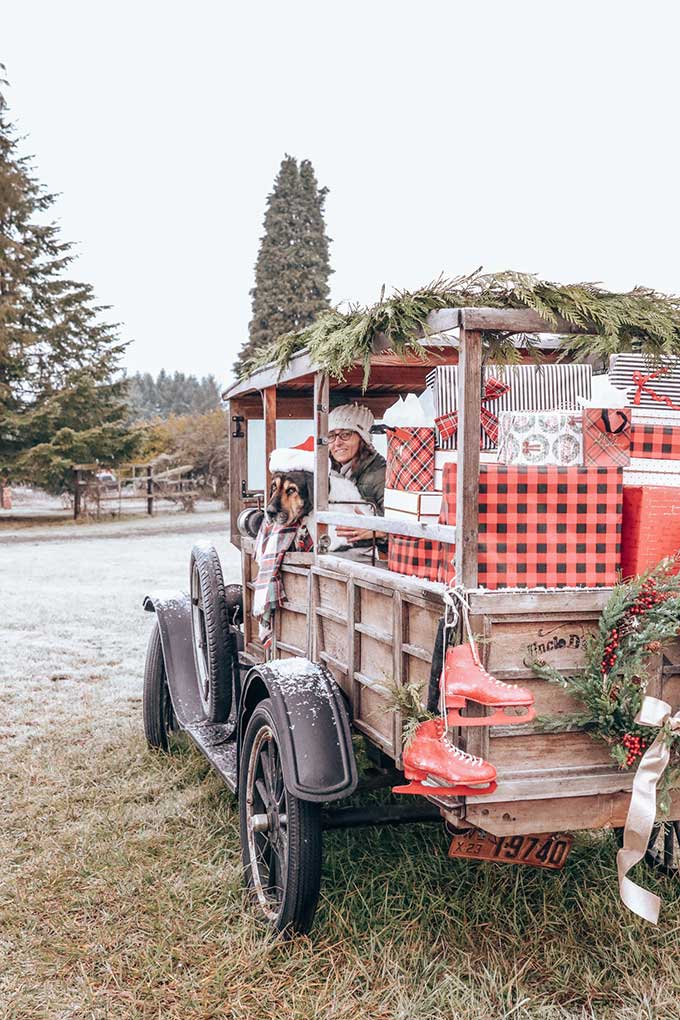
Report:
314,372,330,548
263,386,277,498
454,323,483,589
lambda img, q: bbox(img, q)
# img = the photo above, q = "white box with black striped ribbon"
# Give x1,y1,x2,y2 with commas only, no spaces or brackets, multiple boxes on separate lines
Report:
426,363,592,449
609,353,680,417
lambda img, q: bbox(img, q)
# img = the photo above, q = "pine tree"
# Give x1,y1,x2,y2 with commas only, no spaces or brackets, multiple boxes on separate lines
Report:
234,154,332,376
126,370,222,420
0,67,139,491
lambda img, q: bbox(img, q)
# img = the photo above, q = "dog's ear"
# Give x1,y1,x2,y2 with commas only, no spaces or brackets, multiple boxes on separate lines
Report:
300,471,314,514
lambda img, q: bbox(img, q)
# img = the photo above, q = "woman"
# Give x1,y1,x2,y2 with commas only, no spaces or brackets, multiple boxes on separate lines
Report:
327,403,386,545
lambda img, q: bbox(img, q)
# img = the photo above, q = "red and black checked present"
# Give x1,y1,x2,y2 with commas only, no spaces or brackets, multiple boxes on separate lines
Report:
630,423,680,460
439,463,623,589
582,408,631,468
385,426,435,492
387,534,445,582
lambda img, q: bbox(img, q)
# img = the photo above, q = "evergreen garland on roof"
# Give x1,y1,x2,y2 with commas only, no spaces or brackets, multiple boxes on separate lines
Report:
238,269,680,386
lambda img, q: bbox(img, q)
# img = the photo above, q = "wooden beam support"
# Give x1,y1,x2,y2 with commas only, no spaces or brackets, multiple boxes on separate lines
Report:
229,399,249,548
314,372,330,546
263,386,277,497
455,327,482,589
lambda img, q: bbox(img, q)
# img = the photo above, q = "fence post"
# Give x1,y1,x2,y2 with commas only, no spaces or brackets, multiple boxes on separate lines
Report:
73,468,81,520
147,465,153,515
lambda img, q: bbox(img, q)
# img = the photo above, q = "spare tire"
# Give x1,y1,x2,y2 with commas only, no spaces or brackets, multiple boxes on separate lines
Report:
189,543,233,723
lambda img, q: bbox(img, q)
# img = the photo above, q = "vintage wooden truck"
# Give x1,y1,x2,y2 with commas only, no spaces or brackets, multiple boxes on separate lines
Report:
142,306,680,935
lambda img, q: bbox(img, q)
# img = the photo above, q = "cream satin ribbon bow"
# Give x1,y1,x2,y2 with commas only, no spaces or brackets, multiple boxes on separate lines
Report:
617,696,680,924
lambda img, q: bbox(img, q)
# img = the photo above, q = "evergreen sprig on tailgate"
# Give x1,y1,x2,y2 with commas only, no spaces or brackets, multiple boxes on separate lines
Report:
239,269,680,387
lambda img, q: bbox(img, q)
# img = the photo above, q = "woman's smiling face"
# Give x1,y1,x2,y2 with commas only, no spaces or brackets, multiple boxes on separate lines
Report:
328,428,361,465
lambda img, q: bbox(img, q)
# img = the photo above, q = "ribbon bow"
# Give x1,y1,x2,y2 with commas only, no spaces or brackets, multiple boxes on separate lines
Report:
435,376,510,446
631,367,680,412
617,696,680,923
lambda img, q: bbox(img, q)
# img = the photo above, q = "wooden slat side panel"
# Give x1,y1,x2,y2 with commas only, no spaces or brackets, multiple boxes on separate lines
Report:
404,602,440,653
466,789,680,836
485,617,599,675
277,608,308,653
357,685,393,746
316,574,348,610
359,633,393,688
320,618,350,671
279,568,310,604
491,731,613,771
359,587,393,630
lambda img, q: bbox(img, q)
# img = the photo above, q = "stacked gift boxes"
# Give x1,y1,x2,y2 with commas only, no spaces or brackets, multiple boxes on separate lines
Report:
439,463,623,589
607,354,680,568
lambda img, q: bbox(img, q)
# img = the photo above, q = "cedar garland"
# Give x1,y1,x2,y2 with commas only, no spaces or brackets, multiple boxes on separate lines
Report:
238,269,680,386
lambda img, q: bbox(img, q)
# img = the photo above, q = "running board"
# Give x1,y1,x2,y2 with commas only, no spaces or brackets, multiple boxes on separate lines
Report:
183,721,238,793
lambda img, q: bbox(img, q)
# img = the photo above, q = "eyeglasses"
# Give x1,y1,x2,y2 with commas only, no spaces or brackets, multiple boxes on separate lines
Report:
328,430,356,443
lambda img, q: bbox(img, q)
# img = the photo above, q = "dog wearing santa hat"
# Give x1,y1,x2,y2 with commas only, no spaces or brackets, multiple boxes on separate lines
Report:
266,437,369,551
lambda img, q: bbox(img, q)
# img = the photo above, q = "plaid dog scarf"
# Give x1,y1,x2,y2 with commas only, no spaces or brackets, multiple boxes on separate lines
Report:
253,517,313,641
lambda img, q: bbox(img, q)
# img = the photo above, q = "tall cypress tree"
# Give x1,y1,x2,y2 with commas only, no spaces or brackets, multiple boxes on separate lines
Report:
234,154,332,376
0,68,139,490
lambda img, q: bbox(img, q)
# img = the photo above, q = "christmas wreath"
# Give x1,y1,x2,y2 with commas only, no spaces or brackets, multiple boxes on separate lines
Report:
532,558,680,788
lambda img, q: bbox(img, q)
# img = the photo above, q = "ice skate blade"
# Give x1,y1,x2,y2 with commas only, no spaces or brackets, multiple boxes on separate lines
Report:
446,704,536,727
393,779,497,798
446,692,535,710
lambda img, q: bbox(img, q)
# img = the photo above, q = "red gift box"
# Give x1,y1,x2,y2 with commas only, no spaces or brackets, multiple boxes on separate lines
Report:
439,463,622,589
387,535,446,581
621,486,680,578
630,423,680,461
582,408,631,467
385,427,435,492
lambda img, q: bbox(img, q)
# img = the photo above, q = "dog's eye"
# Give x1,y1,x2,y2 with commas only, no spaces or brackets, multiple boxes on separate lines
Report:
285,486,297,496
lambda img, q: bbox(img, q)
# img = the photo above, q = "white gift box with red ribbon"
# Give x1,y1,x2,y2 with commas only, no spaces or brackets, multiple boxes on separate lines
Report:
384,488,444,525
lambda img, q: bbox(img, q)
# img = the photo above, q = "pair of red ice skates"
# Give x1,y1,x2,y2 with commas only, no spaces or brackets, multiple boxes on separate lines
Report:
394,642,535,798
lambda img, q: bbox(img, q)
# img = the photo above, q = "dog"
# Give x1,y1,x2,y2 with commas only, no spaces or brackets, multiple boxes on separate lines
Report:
266,470,369,551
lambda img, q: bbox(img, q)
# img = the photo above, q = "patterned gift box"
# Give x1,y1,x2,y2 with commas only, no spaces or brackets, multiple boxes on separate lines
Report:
582,408,632,468
385,427,435,492
384,488,444,525
609,354,680,416
439,463,622,589
433,449,497,489
497,411,583,466
630,422,680,460
622,486,680,578
388,535,447,582
427,363,592,450
623,462,680,487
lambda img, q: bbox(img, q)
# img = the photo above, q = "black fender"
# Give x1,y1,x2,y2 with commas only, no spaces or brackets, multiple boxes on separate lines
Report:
239,658,358,804
143,591,206,726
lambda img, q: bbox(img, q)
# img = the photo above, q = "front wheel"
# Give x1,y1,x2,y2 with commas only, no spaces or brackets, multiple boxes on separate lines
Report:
239,699,322,936
143,620,176,751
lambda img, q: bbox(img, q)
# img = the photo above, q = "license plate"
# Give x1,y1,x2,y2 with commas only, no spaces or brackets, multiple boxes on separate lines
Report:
448,830,573,870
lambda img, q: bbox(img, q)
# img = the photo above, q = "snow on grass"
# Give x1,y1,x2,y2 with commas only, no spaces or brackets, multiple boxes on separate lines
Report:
0,509,240,747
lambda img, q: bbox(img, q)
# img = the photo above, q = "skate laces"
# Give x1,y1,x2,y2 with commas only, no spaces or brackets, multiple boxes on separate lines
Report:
441,738,483,767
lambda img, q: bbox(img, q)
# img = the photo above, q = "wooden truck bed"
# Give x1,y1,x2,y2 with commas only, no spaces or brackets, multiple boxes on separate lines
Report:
241,540,680,835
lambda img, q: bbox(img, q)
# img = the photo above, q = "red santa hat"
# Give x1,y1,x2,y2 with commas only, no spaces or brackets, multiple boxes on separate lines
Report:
269,436,315,475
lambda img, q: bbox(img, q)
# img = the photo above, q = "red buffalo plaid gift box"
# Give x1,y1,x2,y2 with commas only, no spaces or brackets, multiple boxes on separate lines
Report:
621,486,680,578
388,535,446,581
439,463,622,588
582,408,631,467
630,421,680,460
385,426,435,492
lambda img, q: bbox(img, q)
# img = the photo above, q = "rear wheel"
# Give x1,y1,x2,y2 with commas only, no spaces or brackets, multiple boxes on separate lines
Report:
239,699,322,936
143,620,176,751
189,544,232,723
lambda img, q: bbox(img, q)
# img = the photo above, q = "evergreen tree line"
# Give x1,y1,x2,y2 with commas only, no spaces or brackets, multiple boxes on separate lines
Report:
234,154,332,376
126,370,222,421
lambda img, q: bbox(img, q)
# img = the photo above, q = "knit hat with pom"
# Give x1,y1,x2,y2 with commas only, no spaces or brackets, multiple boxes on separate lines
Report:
328,403,374,447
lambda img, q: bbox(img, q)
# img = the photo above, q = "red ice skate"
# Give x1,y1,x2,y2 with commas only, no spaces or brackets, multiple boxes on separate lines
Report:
393,719,497,798
443,642,535,727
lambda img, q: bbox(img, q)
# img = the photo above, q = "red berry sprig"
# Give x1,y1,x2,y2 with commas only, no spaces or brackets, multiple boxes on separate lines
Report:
621,732,647,768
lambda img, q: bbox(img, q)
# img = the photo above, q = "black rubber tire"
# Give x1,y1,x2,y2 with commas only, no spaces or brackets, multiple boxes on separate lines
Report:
239,699,322,936
190,544,232,723
143,620,175,752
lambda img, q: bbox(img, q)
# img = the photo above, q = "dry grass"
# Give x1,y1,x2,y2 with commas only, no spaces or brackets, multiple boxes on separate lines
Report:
1,514,680,1019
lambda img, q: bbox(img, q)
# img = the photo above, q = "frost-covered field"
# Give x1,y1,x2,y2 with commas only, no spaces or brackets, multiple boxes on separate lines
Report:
0,511,240,747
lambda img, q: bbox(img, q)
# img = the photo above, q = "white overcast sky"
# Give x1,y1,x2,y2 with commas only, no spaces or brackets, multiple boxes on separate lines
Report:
3,1,680,390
